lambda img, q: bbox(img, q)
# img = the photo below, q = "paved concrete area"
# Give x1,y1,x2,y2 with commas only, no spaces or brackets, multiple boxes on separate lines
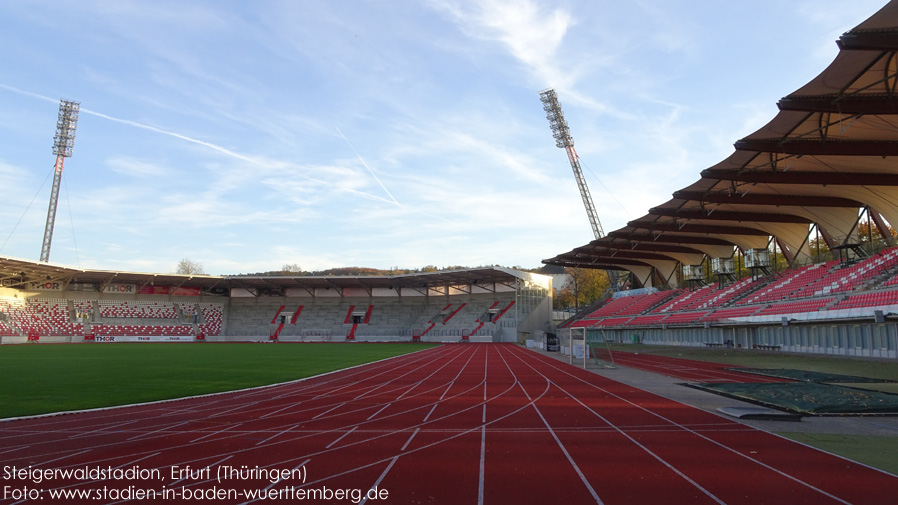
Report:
532,347,898,437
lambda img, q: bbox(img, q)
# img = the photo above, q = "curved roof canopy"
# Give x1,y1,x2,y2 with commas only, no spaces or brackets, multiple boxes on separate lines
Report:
0,255,525,297
545,1,898,286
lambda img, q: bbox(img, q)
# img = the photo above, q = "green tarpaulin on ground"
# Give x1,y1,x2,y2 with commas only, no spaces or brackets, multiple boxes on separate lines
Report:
727,368,896,384
690,382,898,415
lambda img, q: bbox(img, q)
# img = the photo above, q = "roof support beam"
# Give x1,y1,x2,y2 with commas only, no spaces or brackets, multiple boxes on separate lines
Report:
606,231,734,246
583,241,707,255
627,220,770,236
777,96,898,114
547,256,650,267
701,168,898,186
734,139,898,156
672,190,861,207
648,207,811,224
870,207,896,246
837,31,898,50
776,237,795,264
573,250,683,262
818,225,837,251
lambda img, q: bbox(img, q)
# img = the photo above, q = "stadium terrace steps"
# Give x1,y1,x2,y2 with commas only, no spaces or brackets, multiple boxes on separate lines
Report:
695,278,759,309
443,303,465,323
594,316,634,327
744,262,831,304
624,314,669,326
290,305,304,324
220,294,515,341
661,311,709,325
612,290,679,316
700,306,763,322
656,284,725,313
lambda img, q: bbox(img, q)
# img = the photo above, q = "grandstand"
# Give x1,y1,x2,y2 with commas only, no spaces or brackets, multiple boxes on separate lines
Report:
0,257,552,345
6,235,898,358
558,249,898,358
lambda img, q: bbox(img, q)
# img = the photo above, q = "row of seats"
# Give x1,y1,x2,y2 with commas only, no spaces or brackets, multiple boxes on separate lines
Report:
757,298,834,316
0,297,225,338
795,249,898,297
612,291,679,316
701,306,762,322
0,321,18,336
0,298,55,335
198,303,223,336
93,324,195,337
98,300,178,318
653,279,754,314
744,262,832,304
831,290,898,310
570,287,898,328
564,248,898,329
692,278,758,311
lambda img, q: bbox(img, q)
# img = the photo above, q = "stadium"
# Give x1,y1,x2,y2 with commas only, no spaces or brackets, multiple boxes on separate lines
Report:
2,1,898,504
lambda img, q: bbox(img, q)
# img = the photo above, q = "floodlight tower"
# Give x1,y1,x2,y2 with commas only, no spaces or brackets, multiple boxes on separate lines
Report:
539,88,622,290
40,99,80,263
539,88,604,239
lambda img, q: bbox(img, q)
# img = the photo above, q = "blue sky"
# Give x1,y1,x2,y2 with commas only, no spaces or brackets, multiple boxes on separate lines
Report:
0,0,889,275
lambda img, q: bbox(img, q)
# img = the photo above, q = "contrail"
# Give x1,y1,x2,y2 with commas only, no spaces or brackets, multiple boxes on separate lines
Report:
84,109,264,166
0,83,57,105
336,126,401,207
0,83,398,205
0,82,260,164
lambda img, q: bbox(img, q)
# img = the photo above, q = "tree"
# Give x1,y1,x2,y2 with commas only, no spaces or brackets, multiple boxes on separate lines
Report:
175,258,205,275
805,220,896,264
281,263,303,275
858,220,896,251
807,235,834,263
557,267,610,311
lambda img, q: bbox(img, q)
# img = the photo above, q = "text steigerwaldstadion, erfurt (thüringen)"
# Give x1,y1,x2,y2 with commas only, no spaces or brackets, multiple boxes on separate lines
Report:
2,463,390,502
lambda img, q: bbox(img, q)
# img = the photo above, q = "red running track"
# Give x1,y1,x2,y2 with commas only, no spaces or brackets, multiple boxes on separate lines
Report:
0,343,895,504
603,350,792,383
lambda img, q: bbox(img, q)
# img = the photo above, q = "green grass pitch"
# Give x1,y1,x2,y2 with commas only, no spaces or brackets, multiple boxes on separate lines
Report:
0,342,438,419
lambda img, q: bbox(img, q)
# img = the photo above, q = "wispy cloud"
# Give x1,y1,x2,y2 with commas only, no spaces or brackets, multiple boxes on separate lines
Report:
427,0,630,119
105,156,171,178
430,0,571,86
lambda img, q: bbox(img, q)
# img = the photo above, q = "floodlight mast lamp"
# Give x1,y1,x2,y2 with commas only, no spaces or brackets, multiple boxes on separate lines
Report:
539,88,605,240
40,99,80,263
539,88,623,291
